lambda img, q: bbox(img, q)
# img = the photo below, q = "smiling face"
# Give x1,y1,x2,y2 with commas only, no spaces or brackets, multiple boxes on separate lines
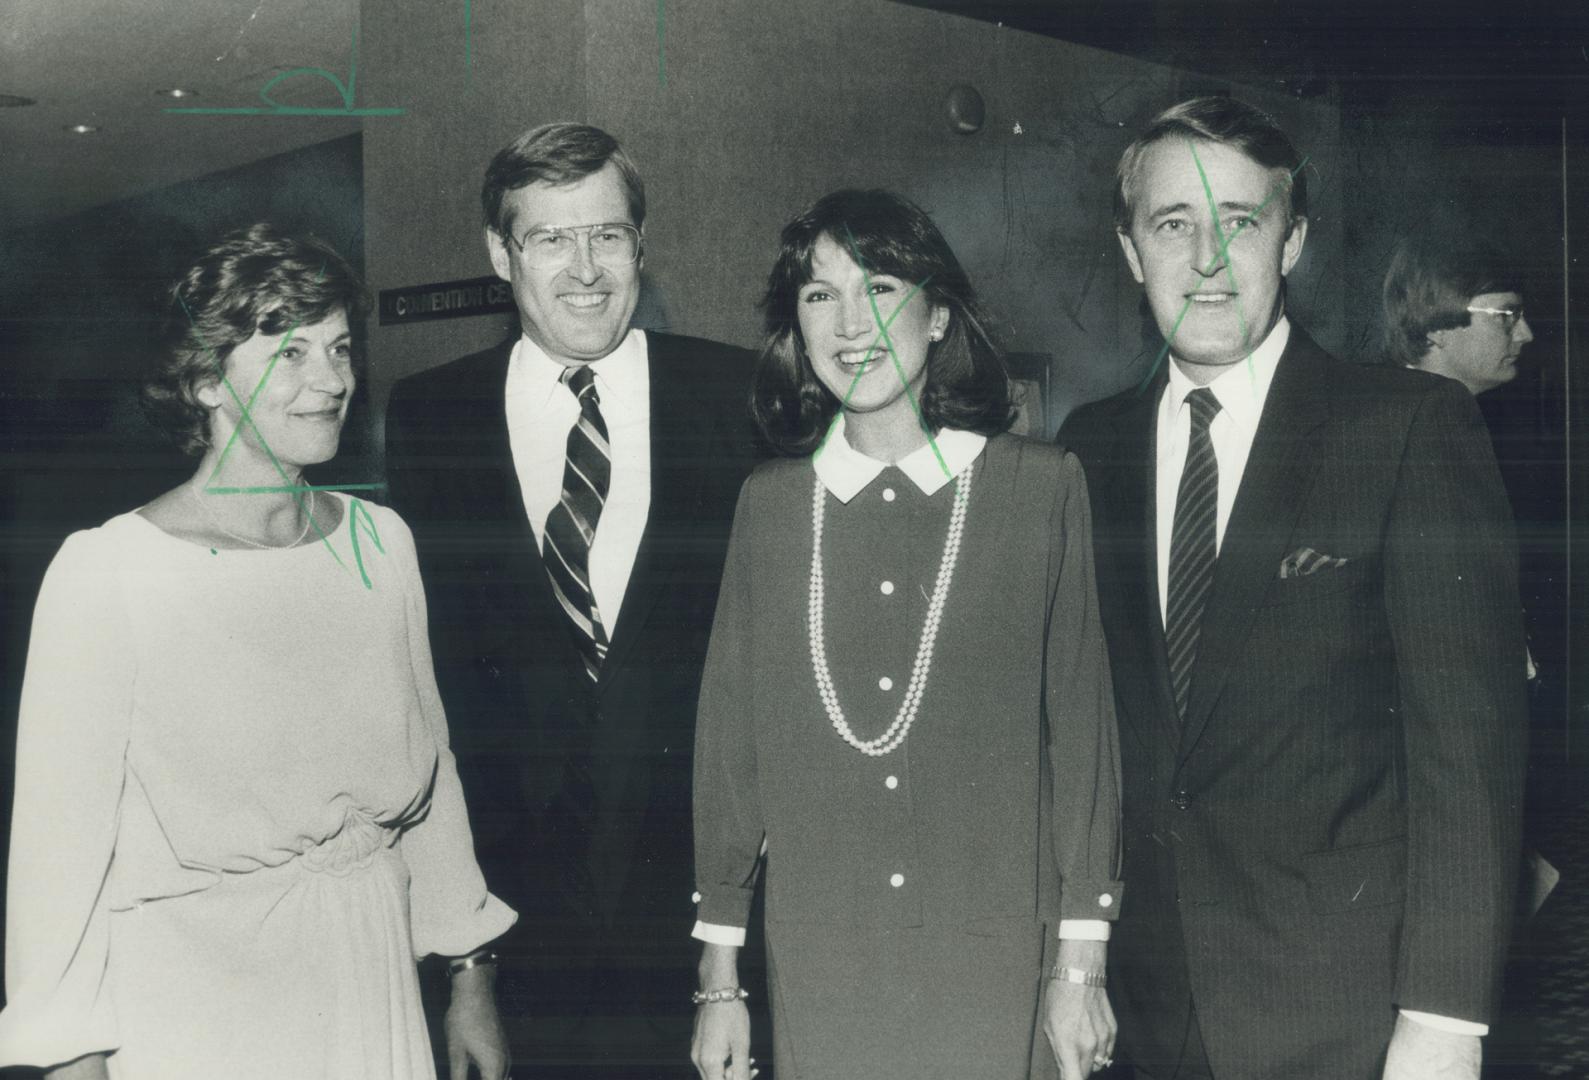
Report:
1422,290,1533,395
198,308,354,470
1118,137,1308,383
798,233,949,449
486,162,641,366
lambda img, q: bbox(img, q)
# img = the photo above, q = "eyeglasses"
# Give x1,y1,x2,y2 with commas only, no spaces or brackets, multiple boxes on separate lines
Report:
504,223,642,269
1466,305,1527,333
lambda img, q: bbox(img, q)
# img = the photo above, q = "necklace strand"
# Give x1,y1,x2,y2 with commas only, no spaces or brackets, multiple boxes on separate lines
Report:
807,464,972,757
190,486,316,550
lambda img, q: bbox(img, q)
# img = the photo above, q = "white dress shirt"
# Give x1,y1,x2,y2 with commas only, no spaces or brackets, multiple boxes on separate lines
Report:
1155,318,1485,1038
504,329,651,634
692,418,1109,946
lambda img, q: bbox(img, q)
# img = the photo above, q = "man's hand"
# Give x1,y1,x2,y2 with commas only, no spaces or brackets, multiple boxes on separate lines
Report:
1382,1013,1481,1080
445,962,511,1080
1043,939,1116,1079
691,998,753,1080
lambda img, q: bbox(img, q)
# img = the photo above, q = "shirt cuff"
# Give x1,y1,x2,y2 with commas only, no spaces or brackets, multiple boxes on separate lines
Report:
1057,919,1111,941
1400,1010,1489,1037
692,920,747,947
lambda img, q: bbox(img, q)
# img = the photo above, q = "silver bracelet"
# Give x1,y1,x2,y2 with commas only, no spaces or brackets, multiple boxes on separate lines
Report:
1051,965,1107,987
447,949,499,976
691,985,750,1006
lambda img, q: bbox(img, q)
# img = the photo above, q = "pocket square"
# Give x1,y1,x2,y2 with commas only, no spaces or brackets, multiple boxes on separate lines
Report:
1278,546,1348,579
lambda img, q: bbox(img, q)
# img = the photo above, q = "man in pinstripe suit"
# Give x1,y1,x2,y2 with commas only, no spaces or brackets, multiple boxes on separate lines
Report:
1061,97,1528,1080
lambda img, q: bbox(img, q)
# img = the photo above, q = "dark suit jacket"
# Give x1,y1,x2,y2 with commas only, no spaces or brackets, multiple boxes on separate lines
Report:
1061,329,1528,1080
384,331,754,992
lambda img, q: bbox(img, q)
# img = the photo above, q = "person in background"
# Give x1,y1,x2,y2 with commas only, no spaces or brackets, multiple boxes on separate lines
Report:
1061,97,1528,1080
1381,235,1534,395
691,188,1122,1080
385,123,755,1078
0,224,514,1080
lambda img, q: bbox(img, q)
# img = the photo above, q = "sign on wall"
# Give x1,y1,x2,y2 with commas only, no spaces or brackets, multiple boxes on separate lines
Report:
377,275,516,325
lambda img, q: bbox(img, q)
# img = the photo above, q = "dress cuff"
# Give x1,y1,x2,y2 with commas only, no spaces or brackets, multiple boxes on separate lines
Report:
693,885,754,930
1400,1010,1489,1037
1057,919,1111,941
692,920,748,947
1060,880,1124,920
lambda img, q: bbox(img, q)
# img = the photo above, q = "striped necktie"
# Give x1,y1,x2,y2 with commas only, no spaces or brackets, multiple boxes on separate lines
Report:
1166,387,1222,721
542,363,610,682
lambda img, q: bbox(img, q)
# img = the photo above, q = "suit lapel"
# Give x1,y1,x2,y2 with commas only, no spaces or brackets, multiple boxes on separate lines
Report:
1099,379,1182,753
1177,332,1332,762
596,334,707,687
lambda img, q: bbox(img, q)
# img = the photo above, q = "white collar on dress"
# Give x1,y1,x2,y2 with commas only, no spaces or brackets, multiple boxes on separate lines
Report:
812,414,986,504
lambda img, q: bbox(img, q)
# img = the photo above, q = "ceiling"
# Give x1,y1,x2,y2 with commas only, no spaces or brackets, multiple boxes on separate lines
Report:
2,0,1583,228
0,0,359,227
898,0,1588,120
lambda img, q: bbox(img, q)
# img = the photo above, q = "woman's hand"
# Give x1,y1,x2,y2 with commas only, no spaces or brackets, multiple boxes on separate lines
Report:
691,998,754,1080
44,1054,110,1080
691,942,755,1080
1042,940,1116,1079
445,962,511,1080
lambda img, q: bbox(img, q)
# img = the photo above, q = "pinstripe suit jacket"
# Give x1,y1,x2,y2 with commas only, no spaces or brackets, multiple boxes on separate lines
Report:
1061,329,1528,1080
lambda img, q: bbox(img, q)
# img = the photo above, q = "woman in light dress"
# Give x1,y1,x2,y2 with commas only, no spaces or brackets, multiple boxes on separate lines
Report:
0,224,514,1080
691,190,1123,1080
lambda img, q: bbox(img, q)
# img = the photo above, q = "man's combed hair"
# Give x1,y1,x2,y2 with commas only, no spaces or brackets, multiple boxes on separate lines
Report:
1381,235,1523,366
752,188,1013,457
481,122,646,237
1115,96,1308,232
142,223,367,456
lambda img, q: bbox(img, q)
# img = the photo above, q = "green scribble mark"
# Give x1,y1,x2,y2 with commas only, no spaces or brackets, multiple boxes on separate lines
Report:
1188,140,1254,367
1133,151,1311,395
348,498,387,590
811,270,933,462
657,0,666,88
176,280,351,573
205,483,387,495
166,24,404,116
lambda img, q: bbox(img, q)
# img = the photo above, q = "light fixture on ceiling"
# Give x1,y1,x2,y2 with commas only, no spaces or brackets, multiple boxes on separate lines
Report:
0,94,36,108
64,123,100,134
156,88,198,99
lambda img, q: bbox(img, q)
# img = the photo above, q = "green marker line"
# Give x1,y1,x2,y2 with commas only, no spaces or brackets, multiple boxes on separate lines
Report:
168,23,402,116
165,106,406,116
1188,140,1254,366
812,274,932,461
1133,152,1312,395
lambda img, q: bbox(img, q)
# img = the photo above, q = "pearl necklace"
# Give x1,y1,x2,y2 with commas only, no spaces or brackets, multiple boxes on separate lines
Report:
190,486,317,550
807,464,972,756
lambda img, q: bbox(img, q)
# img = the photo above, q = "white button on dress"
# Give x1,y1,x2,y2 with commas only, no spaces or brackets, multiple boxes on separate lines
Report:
1099,893,1114,908
889,873,905,887
878,676,894,691
882,488,896,502
885,775,899,789
880,581,895,595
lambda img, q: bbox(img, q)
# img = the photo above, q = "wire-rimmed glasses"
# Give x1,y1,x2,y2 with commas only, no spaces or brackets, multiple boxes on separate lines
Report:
504,223,642,270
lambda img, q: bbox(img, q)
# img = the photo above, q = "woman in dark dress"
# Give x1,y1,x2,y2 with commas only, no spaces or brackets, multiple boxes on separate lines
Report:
690,190,1123,1080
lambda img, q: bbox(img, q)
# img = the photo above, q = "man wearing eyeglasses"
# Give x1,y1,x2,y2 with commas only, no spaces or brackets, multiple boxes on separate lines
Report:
385,122,755,1077
1382,237,1535,396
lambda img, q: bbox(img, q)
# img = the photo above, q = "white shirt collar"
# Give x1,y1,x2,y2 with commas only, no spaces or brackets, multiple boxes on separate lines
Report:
1164,315,1290,436
812,414,987,503
507,327,648,413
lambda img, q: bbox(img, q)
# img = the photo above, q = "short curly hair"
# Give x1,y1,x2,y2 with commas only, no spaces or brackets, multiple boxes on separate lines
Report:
142,223,368,456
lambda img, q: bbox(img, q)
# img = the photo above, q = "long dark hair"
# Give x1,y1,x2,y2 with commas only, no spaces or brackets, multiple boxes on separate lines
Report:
752,189,1013,456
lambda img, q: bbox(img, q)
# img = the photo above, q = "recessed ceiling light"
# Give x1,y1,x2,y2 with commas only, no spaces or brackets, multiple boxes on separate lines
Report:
0,94,36,108
64,123,100,134
156,88,197,99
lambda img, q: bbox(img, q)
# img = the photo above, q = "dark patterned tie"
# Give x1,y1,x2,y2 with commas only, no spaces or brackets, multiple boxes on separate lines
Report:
542,364,610,682
1166,387,1222,721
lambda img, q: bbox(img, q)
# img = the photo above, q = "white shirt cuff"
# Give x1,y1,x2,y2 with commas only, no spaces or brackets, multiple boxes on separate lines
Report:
692,920,747,947
1057,919,1111,941
1400,1009,1489,1037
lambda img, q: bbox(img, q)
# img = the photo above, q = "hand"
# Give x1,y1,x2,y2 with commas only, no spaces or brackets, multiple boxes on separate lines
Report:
1043,939,1115,1079
44,1055,110,1080
691,998,754,1080
1382,1014,1480,1080
445,963,511,1080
